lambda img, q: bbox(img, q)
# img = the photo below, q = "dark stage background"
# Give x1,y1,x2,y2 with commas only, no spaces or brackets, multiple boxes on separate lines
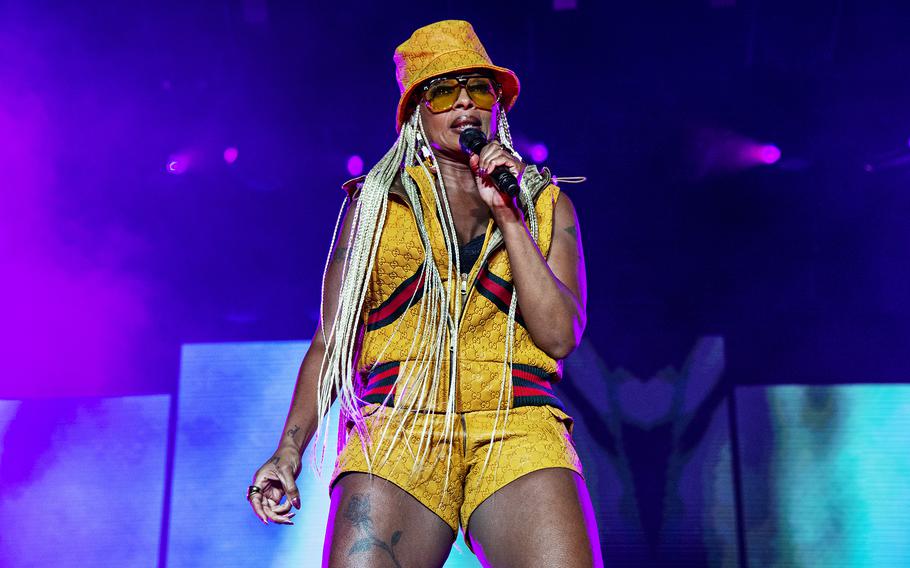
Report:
2,1,909,566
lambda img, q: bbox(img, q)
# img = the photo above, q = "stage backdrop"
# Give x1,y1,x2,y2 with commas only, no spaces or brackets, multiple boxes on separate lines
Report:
4,342,910,567
737,384,910,567
561,337,739,567
167,340,481,568
0,395,170,567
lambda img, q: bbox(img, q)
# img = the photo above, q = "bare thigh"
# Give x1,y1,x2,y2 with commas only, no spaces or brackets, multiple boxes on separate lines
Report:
323,472,456,568
467,468,603,568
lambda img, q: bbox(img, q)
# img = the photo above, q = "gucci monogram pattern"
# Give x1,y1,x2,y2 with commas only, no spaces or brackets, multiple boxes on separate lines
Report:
357,165,562,413
330,404,583,537
392,20,520,131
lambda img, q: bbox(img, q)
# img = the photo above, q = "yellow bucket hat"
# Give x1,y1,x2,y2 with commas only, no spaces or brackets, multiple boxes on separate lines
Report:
393,20,520,132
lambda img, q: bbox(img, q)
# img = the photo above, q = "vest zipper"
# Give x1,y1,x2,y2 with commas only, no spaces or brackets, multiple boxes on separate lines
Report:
405,163,549,415
455,247,492,329
451,243,496,413
452,266,473,412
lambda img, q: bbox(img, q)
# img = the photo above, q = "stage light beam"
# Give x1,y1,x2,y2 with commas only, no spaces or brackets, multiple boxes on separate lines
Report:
347,155,364,177
529,143,549,163
758,144,781,165
165,153,190,175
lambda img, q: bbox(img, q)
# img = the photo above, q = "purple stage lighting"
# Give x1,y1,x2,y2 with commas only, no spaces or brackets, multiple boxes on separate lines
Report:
529,143,549,163
166,155,190,175
758,144,781,165
223,147,239,165
740,142,781,167
347,155,364,177
691,127,784,178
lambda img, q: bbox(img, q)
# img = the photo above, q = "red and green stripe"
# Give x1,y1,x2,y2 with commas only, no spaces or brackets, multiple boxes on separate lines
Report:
362,361,399,406
475,265,526,328
512,363,564,410
366,268,425,331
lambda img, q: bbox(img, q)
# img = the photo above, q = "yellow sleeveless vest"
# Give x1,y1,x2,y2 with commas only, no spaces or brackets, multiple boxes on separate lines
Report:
344,164,565,413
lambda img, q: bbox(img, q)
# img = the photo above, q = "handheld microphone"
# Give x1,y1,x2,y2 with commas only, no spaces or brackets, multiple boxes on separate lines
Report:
459,128,520,197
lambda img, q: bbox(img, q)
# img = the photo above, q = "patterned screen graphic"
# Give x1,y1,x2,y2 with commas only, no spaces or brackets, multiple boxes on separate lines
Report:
561,337,739,567
737,385,910,567
5,344,910,567
0,396,170,567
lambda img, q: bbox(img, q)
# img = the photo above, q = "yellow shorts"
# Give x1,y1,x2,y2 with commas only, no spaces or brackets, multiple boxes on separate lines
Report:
329,403,583,541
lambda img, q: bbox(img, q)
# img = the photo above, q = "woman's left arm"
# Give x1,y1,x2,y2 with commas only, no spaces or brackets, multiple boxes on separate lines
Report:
493,192,588,359
471,142,588,359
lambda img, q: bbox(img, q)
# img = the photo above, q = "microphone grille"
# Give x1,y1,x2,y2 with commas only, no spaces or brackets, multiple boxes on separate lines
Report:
458,128,487,154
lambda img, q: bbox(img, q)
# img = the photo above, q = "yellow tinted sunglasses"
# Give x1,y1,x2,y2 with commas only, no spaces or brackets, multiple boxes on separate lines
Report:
420,75,502,113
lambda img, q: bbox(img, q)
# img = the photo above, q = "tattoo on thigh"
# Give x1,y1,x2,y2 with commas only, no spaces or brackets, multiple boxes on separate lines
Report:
563,224,577,240
344,494,403,568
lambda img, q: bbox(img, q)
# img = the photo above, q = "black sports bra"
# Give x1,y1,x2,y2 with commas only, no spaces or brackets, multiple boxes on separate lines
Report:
458,233,485,273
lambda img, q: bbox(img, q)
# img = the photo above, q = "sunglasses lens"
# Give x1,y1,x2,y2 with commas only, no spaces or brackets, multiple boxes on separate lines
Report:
424,77,500,112
465,78,498,109
425,79,460,112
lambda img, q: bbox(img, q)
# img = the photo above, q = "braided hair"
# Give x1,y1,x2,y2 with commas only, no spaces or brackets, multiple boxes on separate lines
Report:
313,104,539,489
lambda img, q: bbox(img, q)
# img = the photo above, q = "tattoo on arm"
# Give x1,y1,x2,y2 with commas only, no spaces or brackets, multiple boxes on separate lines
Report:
268,456,279,466
563,224,577,240
286,425,300,441
345,494,403,567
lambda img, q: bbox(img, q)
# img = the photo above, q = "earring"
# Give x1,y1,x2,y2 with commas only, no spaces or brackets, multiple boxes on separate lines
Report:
419,142,433,161
413,130,431,161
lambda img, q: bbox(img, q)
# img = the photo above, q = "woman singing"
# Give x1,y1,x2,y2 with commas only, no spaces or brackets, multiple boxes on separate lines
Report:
248,20,603,567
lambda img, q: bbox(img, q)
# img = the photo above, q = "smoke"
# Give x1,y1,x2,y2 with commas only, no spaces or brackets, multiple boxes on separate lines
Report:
0,13,150,396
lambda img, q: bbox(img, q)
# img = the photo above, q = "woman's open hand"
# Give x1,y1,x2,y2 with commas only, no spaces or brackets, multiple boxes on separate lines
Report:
248,446,303,525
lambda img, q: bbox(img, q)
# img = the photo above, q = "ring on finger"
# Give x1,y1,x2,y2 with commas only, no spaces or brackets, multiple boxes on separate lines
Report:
247,485,262,501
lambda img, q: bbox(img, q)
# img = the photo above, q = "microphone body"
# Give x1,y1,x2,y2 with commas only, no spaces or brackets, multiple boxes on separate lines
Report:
459,128,520,197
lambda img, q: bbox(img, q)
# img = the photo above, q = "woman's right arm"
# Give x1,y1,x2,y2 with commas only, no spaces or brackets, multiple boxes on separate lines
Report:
248,198,358,525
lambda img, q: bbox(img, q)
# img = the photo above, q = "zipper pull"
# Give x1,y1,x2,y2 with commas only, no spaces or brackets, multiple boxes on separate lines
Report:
460,272,468,300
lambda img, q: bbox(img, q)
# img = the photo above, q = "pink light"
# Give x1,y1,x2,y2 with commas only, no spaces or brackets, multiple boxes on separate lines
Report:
223,147,239,165
758,144,781,165
347,155,364,177
691,127,785,178
529,143,549,163
165,154,189,175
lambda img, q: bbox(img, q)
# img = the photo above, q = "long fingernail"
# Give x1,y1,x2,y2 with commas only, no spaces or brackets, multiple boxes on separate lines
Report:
293,497,301,509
